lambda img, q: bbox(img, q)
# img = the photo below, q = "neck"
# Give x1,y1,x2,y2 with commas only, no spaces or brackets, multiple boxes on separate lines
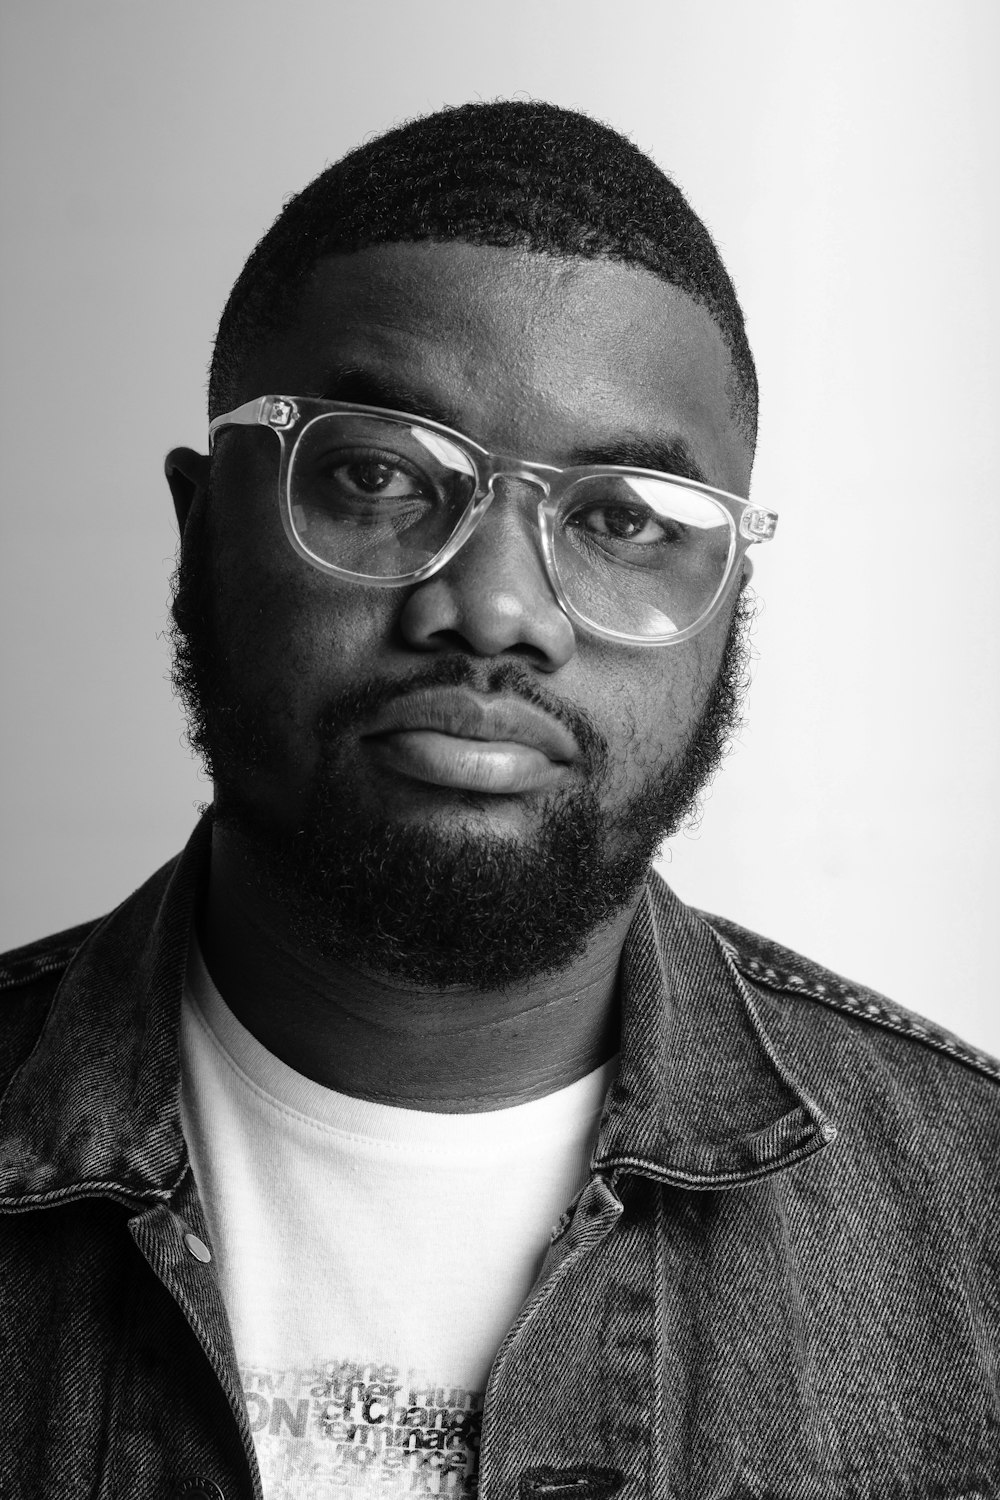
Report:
197,824,640,1112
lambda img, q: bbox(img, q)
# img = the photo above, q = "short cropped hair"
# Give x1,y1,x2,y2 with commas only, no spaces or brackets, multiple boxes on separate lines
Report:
209,100,758,443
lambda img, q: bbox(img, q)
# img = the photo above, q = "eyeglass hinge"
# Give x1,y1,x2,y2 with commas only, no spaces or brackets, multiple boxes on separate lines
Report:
263,397,299,429
740,506,778,541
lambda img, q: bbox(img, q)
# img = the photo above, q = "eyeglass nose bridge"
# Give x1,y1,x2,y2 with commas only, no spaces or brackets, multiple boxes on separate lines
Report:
456,458,559,558
477,456,556,501
439,458,563,600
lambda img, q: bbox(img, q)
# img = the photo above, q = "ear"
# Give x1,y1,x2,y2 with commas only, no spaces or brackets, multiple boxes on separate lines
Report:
165,447,210,537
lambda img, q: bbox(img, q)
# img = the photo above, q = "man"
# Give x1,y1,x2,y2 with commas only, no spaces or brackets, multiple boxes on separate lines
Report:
1,101,997,1500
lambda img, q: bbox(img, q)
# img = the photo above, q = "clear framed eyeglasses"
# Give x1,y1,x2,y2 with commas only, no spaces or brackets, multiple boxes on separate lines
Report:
208,395,778,647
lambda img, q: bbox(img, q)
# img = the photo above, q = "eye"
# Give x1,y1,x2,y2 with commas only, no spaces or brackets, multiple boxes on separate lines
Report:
568,503,680,546
331,455,429,500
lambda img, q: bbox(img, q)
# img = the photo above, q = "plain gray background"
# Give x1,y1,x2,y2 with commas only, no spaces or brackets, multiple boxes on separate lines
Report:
2,0,997,1053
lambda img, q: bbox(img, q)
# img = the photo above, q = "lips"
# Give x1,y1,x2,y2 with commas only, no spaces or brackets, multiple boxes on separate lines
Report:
360,687,581,794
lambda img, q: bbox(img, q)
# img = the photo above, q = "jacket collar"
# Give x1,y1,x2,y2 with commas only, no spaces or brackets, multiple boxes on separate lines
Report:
0,819,209,1208
0,819,833,1208
594,879,833,1185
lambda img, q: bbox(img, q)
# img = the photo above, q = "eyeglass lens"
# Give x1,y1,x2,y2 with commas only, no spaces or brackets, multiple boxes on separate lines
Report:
286,413,734,638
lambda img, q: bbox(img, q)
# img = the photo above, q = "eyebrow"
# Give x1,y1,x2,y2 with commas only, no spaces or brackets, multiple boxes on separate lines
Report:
312,366,710,485
314,368,465,429
569,436,708,486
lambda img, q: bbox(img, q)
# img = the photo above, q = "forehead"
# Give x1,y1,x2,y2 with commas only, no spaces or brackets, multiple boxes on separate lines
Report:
241,241,751,493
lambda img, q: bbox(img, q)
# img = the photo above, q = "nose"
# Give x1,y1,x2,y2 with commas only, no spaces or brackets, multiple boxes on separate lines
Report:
397,479,577,670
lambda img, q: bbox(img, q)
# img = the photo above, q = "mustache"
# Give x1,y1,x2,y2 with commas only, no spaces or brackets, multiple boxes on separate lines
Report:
315,656,610,778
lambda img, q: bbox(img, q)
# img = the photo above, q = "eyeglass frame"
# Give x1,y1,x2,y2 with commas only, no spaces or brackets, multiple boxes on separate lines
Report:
208,394,778,648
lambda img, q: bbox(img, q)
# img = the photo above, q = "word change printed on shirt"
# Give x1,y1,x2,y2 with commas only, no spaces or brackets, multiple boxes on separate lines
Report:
243,1359,482,1498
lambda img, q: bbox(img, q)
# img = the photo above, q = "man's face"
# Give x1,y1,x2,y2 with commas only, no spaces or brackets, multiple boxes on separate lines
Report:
173,242,753,987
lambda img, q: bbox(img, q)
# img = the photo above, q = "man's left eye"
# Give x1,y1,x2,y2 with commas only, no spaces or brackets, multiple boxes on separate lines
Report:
571,504,674,545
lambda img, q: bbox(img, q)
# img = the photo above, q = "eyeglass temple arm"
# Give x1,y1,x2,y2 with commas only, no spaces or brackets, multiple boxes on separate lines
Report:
207,397,268,450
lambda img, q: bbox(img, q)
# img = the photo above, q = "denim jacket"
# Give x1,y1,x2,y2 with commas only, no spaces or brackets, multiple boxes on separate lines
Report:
1,816,998,1500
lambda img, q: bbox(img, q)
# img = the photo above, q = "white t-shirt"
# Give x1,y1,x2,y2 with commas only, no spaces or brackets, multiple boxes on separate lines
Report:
180,942,616,1500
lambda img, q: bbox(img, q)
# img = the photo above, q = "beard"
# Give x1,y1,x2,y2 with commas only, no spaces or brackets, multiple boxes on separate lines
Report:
170,500,754,990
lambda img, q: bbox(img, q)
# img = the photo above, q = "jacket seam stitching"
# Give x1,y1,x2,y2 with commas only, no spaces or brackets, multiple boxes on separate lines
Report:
593,1135,827,1187
701,925,1000,1086
744,972,1000,1084
0,1175,183,1212
0,952,76,991
807,992,997,1081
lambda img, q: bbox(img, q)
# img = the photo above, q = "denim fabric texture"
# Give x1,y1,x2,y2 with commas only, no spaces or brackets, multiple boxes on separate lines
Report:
1,814,997,1499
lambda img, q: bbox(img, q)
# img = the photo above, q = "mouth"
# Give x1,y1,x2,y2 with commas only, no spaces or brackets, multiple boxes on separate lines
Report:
360,687,582,795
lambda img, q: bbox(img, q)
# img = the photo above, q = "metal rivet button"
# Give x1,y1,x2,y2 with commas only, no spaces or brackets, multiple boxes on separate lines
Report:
183,1231,212,1263
172,1480,225,1500
820,1122,838,1142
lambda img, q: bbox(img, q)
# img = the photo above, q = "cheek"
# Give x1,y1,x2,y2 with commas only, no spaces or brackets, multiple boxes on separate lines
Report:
261,581,399,717
310,594,405,714
595,634,721,783
210,523,397,730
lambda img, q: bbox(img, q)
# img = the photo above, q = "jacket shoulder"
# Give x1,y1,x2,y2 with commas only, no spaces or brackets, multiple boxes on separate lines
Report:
0,920,100,994
697,907,1000,1088
0,919,104,1093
